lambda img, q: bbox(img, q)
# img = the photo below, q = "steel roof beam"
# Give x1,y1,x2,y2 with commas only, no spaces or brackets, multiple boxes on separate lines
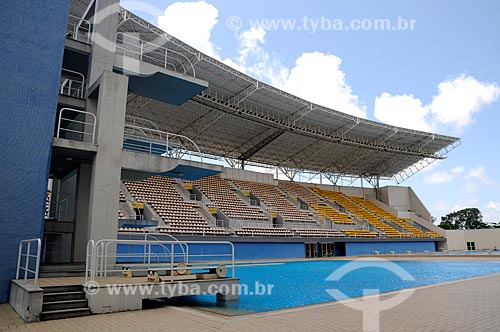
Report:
238,130,285,161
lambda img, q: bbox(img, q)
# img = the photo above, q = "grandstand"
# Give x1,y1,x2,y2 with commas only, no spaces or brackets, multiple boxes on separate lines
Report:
0,0,461,318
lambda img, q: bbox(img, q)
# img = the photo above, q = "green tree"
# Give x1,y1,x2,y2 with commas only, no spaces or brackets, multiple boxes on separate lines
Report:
438,208,490,230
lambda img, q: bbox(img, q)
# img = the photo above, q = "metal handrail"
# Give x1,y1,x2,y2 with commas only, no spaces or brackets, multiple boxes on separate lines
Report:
16,238,42,287
115,32,196,77
85,239,95,284
87,239,234,283
60,69,85,98
123,124,201,160
46,191,75,221
57,108,96,144
66,14,91,44
125,115,160,132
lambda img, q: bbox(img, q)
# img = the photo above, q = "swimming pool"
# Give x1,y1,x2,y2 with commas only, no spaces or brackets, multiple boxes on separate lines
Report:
167,260,500,315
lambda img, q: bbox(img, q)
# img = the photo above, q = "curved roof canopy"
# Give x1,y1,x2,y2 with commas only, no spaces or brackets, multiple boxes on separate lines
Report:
113,8,460,182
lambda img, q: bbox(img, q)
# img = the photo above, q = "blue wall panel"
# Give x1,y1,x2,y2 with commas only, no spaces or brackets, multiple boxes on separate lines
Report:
234,242,305,260
345,242,436,256
0,0,69,302
116,242,306,263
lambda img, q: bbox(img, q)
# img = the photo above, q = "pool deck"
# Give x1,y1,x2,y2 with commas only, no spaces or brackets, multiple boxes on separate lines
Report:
2,257,500,331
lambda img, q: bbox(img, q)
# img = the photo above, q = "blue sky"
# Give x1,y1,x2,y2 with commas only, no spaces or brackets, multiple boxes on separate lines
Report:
123,0,500,222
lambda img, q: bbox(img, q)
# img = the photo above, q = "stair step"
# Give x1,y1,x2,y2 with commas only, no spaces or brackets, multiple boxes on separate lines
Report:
42,299,88,312
41,307,91,321
43,291,85,302
40,264,86,272
39,271,86,278
40,264,86,278
42,285,83,293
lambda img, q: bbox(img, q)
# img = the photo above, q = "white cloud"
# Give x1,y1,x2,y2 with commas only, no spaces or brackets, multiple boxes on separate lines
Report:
461,166,492,195
374,75,500,132
156,3,498,126
424,166,464,184
231,31,367,117
228,27,289,87
156,2,365,118
484,201,500,222
466,166,489,184
374,93,431,132
157,1,219,57
487,201,500,210
433,200,449,212
430,75,500,130
282,52,367,118
449,198,478,213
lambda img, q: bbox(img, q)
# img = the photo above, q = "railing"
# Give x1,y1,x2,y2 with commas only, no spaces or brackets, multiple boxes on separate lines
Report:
123,124,201,160
60,69,85,98
86,239,235,283
16,239,42,287
115,32,196,77
66,14,91,44
46,191,75,221
85,240,95,283
57,108,96,144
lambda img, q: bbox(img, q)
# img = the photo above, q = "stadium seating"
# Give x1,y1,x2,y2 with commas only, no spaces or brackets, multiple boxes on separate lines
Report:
342,229,379,238
235,227,295,237
119,190,126,203
279,181,355,224
120,175,438,239
312,188,410,238
124,176,228,235
400,218,443,238
232,179,316,223
351,197,430,238
292,228,347,237
157,225,229,236
189,175,269,221
278,181,324,205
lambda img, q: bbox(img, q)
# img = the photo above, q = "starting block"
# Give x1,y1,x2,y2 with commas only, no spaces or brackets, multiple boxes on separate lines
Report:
122,267,133,278
147,270,162,282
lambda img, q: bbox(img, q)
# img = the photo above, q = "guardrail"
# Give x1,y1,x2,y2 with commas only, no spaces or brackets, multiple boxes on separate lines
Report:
115,32,196,77
66,14,91,44
57,108,96,144
46,191,75,221
16,239,42,287
86,239,235,283
123,124,201,160
60,69,85,98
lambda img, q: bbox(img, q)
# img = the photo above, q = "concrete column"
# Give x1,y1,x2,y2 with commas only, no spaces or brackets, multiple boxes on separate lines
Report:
88,0,120,87
87,71,128,242
73,164,91,262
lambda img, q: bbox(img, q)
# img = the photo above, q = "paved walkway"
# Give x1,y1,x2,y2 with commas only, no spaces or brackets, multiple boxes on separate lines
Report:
2,273,500,332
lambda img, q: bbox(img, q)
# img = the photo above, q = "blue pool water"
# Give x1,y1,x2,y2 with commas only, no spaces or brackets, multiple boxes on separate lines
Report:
168,260,500,315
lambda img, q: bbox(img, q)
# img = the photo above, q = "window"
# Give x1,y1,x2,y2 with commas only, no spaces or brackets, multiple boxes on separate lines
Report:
466,241,476,251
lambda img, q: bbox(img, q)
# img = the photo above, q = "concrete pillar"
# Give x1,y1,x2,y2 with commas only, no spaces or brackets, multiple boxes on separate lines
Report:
87,71,128,243
73,164,91,262
88,0,120,87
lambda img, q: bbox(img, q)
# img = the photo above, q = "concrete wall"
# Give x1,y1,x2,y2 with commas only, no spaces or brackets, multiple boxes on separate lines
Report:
222,168,275,184
0,0,69,302
445,229,500,251
345,241,436,256
379,186,410,212
379,186,431,222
